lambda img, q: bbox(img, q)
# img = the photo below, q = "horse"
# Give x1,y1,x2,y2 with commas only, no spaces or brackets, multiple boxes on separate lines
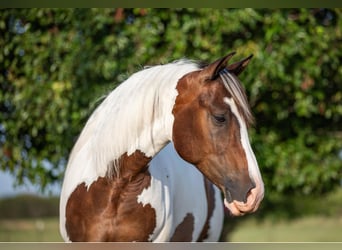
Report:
59,52,264,242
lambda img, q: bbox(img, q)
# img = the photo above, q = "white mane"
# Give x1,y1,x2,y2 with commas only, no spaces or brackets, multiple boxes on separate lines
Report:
65,60,199,186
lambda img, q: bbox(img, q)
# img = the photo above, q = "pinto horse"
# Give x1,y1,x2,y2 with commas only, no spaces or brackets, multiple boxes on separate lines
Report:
59,52,264,242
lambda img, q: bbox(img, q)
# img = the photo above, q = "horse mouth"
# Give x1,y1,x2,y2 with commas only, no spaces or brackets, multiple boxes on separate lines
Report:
223,186,264,216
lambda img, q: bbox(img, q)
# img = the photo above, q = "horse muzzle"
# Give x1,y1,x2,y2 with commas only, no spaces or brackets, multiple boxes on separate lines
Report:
223,182,264,216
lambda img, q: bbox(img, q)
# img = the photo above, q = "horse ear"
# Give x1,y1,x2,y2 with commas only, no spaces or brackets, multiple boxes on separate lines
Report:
227,54,253,76
204,52,236,80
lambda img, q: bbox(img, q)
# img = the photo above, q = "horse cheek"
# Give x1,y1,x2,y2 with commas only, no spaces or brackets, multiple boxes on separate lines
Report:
172,109,200,165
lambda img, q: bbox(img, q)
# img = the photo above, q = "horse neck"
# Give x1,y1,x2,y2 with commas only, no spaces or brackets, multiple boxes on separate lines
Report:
67,62,199,181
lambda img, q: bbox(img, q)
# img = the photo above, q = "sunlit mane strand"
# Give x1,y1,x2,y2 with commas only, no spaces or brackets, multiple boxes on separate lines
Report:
219,69,254,126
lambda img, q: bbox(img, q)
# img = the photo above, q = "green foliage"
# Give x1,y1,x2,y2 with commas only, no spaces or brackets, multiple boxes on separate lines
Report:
0,9,341,213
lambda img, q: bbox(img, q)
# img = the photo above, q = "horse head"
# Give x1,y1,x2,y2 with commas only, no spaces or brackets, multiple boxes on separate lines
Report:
172,52,264,216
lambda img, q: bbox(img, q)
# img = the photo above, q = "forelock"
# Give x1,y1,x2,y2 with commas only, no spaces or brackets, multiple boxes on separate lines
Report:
219,69,254,126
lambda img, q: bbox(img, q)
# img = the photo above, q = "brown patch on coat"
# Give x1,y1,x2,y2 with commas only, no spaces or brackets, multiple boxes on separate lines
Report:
65,151,157,242
197,178,216,241
170,213,195,242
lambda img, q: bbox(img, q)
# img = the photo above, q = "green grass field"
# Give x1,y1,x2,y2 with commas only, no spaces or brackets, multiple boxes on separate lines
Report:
228,216,342,242
0,215,341,242
0,218,62,242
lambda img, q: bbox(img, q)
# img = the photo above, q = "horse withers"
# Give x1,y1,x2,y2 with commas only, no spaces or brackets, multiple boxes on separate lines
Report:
59,53,264,242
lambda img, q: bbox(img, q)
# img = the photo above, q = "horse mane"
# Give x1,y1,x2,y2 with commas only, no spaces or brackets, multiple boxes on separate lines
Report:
67,60,199,180
219,69,254,126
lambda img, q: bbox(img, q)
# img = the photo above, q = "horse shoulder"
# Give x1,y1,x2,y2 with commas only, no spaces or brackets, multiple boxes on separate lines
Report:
64,171,158,242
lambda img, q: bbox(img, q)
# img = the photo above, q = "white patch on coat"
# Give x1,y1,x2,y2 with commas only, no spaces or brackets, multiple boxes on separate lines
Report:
203,185,224,242
137,143,224,242
223,97,264,198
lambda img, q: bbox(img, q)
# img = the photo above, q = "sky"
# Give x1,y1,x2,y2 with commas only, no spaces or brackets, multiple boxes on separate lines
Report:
0,170,61,197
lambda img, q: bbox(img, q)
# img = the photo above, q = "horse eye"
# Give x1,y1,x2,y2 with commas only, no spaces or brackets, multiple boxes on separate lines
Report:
213,114,226,124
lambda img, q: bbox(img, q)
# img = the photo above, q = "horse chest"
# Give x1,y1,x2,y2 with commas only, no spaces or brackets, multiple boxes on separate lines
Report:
64,161,219,242
65,173,158,241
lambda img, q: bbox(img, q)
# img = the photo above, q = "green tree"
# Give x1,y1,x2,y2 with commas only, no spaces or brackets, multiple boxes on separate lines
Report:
1,9,341,209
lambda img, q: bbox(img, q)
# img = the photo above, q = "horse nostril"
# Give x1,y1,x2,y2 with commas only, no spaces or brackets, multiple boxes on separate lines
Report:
225,178,255,203
225,188,233,203
243,181,255,202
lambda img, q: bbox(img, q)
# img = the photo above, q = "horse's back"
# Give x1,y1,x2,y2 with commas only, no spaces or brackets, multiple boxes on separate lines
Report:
146,143,224,241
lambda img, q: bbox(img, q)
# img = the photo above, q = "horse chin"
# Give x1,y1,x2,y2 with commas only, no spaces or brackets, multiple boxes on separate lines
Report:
223,187,263,217
224,199,244,216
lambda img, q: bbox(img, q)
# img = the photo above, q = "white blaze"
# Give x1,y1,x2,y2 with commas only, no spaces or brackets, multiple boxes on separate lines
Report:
223,97,264,204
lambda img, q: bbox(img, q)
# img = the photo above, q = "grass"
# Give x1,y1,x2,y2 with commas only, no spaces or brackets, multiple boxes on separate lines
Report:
228,216,342,242
0,218,62,242
0,215,341,242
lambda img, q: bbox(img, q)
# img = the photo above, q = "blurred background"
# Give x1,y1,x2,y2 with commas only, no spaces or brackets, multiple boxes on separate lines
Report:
0,8,341,242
